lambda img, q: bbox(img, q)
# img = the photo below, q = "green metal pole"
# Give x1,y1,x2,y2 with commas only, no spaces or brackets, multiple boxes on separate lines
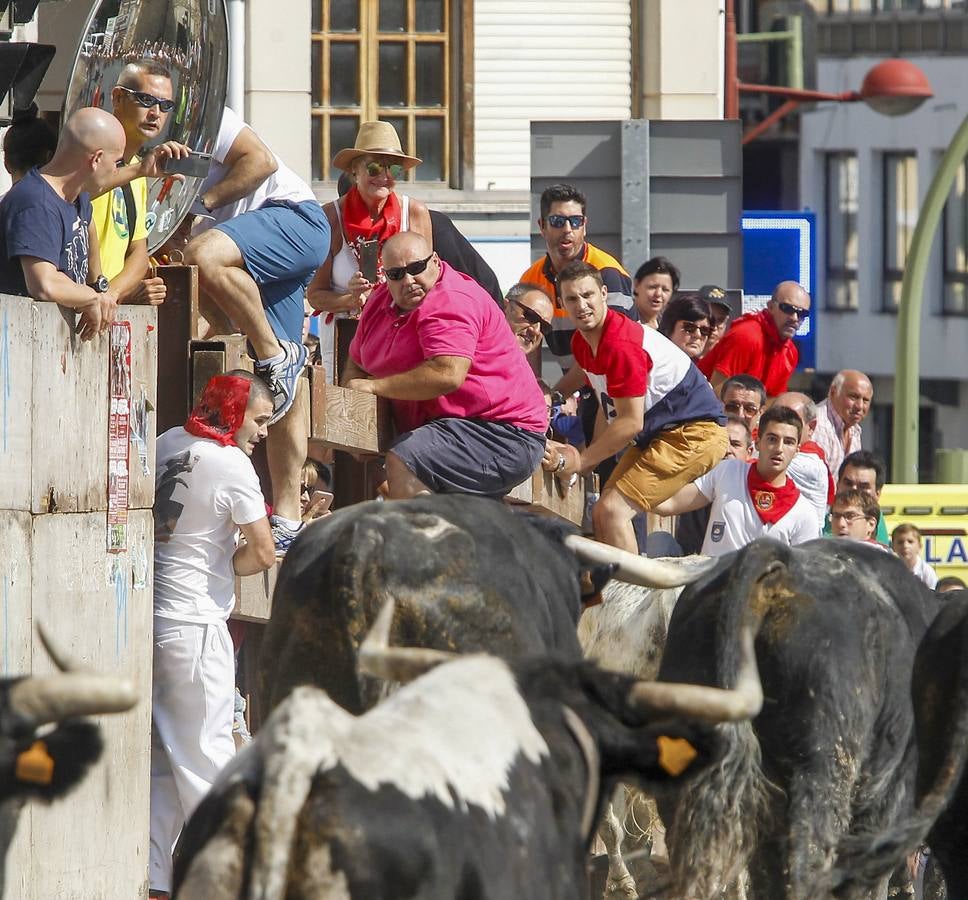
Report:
893,113,968,483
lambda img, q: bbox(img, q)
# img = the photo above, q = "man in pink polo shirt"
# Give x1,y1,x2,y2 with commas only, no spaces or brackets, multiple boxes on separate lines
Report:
344,232,548,498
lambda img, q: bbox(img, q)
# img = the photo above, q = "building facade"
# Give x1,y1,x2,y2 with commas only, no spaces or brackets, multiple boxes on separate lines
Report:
798,1,968,478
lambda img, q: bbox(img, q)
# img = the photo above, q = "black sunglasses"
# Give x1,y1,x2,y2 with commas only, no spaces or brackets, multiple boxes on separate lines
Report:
117,85,176,113
385,252,434,281
545,214,586,229
776,301,809,320
509,297,552,336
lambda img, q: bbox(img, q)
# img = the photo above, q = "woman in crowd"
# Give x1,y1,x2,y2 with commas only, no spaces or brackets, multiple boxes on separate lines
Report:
306,121,432,380
2,103,58,186
658,292,714,359
632,255,679,328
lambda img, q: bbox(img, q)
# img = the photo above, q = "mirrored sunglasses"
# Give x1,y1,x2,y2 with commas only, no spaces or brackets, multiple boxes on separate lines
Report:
510,298,552,336
365,160,405,179
545,214,586,229
776,301,809,320
680,321,713,339
385,252,434,281
117,85,176,113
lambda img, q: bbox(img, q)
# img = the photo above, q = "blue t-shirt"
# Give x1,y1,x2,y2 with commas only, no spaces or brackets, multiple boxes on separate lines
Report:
0,167,93,296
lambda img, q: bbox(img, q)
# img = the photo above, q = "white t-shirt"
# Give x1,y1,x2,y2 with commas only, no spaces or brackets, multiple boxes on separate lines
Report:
694,458,821,557
786,451,831,532
153,427,267,622
192,107,317,232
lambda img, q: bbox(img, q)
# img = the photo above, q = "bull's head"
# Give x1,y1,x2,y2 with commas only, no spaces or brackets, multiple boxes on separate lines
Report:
0,625,137,803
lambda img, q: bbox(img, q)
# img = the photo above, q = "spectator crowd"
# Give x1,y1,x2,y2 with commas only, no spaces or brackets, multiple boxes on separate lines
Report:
0,75,962,899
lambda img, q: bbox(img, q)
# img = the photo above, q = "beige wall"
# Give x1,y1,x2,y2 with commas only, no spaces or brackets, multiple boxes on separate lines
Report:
244,0,311,182
639,0,724,119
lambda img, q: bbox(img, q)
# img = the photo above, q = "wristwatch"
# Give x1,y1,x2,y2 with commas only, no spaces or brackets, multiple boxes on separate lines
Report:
91,275,110,294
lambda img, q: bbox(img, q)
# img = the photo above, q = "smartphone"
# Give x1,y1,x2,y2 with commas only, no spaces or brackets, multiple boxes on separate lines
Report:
308,490,334,515
161,152,213,179
359,239,379,283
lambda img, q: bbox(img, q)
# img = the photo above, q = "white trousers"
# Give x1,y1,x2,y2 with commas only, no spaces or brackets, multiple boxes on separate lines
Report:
149,616,236,892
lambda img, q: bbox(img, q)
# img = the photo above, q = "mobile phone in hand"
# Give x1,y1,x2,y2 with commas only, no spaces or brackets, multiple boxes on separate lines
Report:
308,490,334,515
161,152,213,179
359,239,379,283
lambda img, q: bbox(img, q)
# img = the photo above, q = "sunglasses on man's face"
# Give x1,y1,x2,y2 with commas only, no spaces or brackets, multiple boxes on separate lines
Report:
724,401,761,416
510,298,552,336
364,160,405,179
385,252,435,281
545,214,586,229
776,301,809,320
679,321,713,339
117,85,176,113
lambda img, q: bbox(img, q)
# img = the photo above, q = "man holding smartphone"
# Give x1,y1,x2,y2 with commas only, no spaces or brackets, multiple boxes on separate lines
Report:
89,59,190,306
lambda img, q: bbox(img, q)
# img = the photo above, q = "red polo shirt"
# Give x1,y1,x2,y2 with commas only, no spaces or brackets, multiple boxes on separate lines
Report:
697,308,798,396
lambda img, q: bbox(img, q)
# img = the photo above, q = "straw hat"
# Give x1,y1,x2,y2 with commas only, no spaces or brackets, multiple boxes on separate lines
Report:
332,121,422,172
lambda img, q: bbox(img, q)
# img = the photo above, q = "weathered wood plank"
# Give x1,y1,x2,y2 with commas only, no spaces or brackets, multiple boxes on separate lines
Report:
0,510,31,897
505,470,586,527
0,297,33,511
154,264,199,433
25,509,153,900
125,307,158,511
309,372,394,454
30,302,109,514
232,562,279,623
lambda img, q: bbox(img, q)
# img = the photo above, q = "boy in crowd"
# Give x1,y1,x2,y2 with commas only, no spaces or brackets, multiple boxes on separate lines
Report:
891,523,939,588
653,405,819,556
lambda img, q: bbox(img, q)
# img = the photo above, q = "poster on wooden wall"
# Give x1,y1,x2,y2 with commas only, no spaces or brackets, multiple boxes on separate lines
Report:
107,322,132,552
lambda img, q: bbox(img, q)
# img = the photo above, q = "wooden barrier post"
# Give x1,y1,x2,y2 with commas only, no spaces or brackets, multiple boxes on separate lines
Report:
154,264,199,434
0,296,156,899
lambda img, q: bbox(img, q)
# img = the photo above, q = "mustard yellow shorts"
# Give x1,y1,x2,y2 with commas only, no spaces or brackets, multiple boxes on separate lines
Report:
605,419,728,512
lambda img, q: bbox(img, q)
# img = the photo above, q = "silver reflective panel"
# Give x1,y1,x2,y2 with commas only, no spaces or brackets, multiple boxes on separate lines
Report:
63,0,228,252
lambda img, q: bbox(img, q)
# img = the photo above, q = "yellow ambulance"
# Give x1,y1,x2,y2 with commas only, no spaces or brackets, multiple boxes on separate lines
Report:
879,484,968,583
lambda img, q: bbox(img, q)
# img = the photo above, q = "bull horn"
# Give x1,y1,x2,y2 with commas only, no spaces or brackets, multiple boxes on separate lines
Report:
626,625,763,724
36,621,77,672
9,673,138,727
565,535,717,589
358,598,457,684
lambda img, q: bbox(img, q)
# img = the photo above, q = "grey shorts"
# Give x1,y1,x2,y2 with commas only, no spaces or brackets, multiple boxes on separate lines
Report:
390,417,545,498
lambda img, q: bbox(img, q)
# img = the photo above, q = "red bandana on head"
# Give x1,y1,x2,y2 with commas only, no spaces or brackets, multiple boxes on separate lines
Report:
184,375,252,447
747,462,801,525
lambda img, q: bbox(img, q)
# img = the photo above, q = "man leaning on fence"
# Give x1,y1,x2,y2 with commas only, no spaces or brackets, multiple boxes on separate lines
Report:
344,232,548,499
0,107,125,340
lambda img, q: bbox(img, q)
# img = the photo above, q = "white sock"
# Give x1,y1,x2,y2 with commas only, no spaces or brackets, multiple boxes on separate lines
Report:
272,515,301,530
257,350,284,368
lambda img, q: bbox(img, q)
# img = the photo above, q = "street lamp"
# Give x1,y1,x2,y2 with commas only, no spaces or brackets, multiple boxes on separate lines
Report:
738,59,933,145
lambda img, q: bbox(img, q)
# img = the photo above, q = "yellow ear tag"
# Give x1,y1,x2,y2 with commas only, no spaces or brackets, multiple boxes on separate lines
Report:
657,735,698,777
16,741,54,785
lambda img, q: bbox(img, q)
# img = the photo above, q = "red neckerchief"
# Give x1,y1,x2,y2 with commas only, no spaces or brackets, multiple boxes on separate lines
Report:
184,375,251,447
341,185,402,250
747,461,800,525
800,440,836,504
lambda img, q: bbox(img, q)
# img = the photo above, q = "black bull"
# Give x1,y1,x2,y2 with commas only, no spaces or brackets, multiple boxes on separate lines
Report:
654,537,938,900
257,495,596,715
832,590,968,899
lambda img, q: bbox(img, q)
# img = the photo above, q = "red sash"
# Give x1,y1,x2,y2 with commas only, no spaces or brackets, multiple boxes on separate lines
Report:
184,375,251,447
800,439,836,503
747,463,801,525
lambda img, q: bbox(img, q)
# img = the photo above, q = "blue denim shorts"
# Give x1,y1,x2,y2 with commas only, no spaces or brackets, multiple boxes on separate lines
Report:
216,199,330,343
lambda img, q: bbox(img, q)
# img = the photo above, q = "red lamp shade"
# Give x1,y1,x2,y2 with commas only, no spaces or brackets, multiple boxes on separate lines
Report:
860,59,933,116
